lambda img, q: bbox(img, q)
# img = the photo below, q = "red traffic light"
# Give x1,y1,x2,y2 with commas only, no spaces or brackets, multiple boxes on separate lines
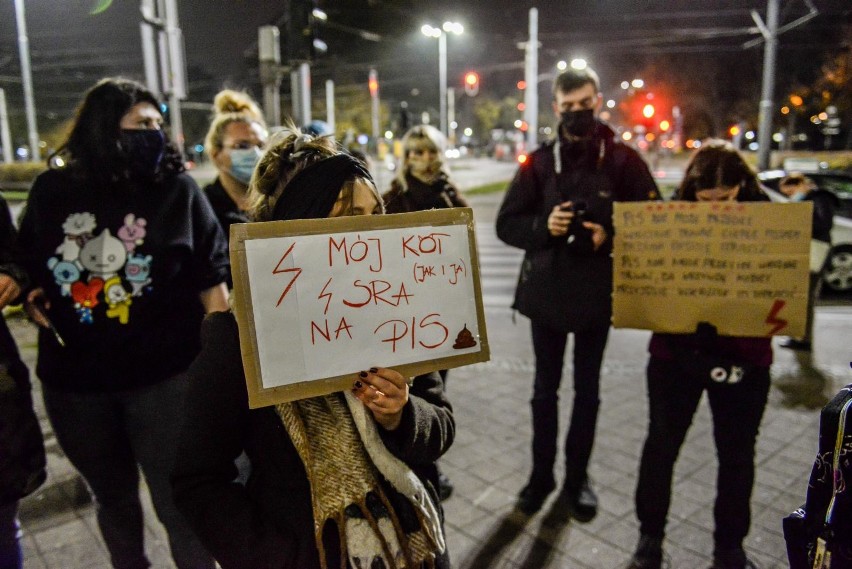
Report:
464,71,480,96
368,69,378,98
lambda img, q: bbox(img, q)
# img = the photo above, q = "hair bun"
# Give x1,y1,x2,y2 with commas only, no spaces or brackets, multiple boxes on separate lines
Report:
213,90,262,120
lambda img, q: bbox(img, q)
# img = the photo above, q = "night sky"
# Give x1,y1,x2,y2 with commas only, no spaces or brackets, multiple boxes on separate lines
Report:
0,0,849,144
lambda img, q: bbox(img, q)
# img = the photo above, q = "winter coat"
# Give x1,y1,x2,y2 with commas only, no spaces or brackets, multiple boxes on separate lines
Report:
383,173,468,214
496,123,660,331
171,311,453,569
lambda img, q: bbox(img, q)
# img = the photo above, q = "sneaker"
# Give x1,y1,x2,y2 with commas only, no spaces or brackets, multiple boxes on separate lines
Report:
778,337,812,351
437,471,454,501
516,477,556,515
627,534,664,569
560,478,598,523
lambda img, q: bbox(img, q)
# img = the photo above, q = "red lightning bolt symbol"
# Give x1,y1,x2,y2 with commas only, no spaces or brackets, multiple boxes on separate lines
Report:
272,242,302,307
765,299,788,335
318,277,333,315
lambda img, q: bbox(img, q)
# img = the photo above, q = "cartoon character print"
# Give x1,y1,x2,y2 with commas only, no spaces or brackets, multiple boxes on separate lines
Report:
124,254,153,297
79,229,127,282
46,257,81,297
56,212,96,262
117,214,147,253
70,278,103,324
47,212,154,325
103,276,132,324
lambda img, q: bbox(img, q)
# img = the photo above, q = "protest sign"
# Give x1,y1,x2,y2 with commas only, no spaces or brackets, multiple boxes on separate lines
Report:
612,201,811,337
230,208,489,407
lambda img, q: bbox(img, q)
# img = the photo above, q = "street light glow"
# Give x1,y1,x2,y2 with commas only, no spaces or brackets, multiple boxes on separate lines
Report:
384,130,394,139
421,24,441,38
556,60,567,71
570,58,587,70
464,127,473,136
621,81,630,90
631,78,644,89
442,21,464,35
606,99,616,109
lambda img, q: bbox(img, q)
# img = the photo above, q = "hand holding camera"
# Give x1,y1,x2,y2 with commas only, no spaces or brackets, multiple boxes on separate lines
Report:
547,200,607,253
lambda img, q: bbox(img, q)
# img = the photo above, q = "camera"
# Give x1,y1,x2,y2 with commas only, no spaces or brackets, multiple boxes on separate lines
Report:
564,200,594,254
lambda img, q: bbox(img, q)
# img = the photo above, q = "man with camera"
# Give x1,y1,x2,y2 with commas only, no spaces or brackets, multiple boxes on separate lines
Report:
496,67,659,519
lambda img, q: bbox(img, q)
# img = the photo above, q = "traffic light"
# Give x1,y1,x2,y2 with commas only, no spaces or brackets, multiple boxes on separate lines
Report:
286,0,326,62
368,69,379,98
464,71,480,96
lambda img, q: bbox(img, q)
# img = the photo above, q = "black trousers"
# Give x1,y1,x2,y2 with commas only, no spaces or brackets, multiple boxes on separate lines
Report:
635,357,771,550
529,321,610,489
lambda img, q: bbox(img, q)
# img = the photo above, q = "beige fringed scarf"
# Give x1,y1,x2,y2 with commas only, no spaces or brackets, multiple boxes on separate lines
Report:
275,392,445,569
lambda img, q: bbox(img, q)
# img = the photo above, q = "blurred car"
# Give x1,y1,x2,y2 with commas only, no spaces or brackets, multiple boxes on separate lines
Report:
759,169,852,294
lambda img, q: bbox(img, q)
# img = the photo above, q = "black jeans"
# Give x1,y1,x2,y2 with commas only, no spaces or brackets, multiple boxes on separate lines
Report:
635,357,771,549
529,321,609,489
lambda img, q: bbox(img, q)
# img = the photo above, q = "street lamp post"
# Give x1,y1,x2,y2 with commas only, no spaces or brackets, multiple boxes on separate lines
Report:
422,21,463,138
14,0,40,162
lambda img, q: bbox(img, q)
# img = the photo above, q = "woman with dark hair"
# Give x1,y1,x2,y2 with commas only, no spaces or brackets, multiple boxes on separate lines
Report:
171,128,453,569
17,77,228,569
628,140,771,569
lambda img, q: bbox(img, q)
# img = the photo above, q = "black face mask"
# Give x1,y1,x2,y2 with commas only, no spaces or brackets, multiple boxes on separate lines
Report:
120,129,165,178
560,108,596,138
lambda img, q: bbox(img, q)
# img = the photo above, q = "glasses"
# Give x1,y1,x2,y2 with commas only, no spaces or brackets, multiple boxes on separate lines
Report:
224,141,264,151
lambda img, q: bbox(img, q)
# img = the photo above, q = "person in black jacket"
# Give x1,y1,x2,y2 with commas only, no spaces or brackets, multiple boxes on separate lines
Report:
496,66,659,519
776,173,839,351
17,78,228,569
383,125,468,215
171,129,453,569
202,90,268,287
0,195,45,569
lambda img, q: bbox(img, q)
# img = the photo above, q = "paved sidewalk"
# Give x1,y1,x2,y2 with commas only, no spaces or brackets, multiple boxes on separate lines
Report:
11,190,852,568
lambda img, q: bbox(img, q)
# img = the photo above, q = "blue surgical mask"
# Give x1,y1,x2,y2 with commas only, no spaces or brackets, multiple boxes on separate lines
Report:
229,148,261,185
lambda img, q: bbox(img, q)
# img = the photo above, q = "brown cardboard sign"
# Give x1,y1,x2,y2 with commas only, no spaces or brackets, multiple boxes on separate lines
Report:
612,201,812,337
230,208,489,408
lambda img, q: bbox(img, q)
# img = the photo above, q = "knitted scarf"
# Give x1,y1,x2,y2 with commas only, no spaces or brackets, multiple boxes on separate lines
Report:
275,392,445,569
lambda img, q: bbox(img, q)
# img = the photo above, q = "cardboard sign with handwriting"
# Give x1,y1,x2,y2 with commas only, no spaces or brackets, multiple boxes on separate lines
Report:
230,208,489,408
612,201,811,337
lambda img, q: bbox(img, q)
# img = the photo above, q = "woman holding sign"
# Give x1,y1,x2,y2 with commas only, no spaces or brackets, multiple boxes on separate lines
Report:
172,129,453,569
628,140,771,569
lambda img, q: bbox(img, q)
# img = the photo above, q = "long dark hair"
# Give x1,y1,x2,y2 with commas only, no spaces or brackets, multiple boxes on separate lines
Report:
51,77,184,183
675,139,765,202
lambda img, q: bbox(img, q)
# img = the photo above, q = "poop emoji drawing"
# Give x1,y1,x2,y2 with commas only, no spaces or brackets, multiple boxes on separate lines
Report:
452,325,476,349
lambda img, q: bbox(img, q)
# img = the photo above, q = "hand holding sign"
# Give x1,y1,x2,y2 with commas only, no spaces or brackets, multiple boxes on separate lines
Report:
351,367,409,431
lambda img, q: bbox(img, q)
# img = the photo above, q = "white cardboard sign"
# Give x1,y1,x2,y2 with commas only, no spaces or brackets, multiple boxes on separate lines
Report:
230,208,489,407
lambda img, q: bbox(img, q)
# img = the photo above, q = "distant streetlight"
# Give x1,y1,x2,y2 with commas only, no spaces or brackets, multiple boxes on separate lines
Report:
606,99,616,109
570,58,587,70
556,60,567,71
631,78,645,89
421,21,464,137
621,81,630,90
